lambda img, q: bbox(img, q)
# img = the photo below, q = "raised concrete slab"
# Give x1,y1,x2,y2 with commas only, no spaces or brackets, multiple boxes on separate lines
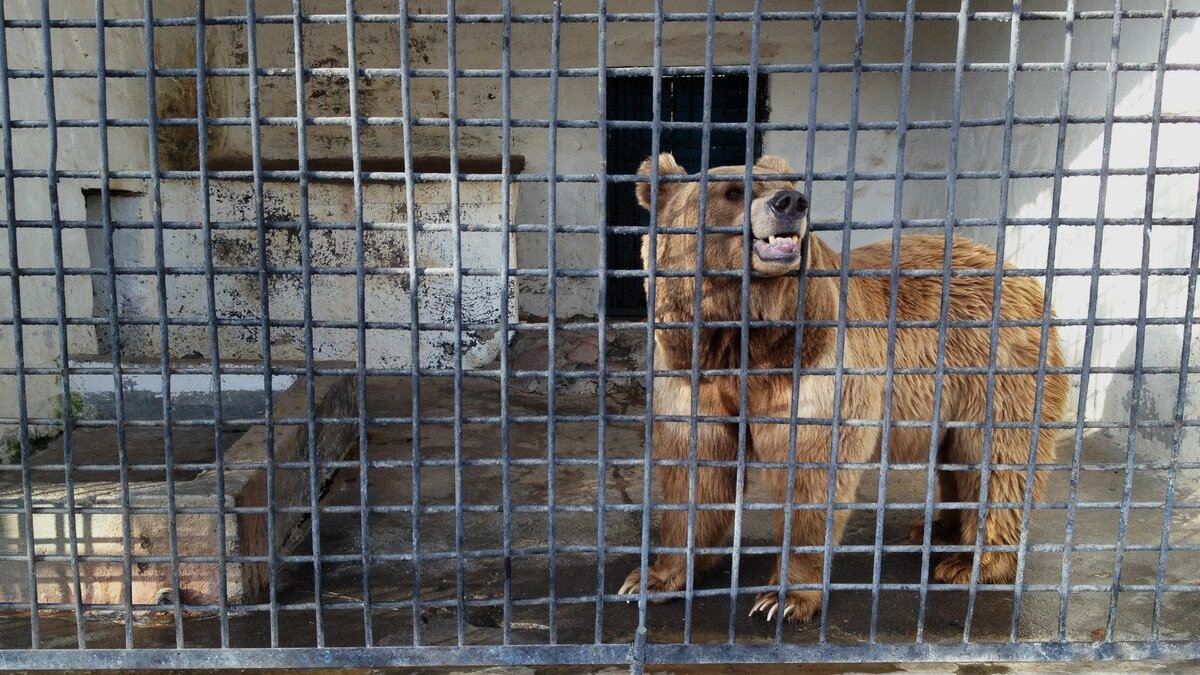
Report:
0,369,356,609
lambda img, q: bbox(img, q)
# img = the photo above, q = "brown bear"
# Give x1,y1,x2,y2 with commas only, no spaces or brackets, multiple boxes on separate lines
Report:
616,153,1068,623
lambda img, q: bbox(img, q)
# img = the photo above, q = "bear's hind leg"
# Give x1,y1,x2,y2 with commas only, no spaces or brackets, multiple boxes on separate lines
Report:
933,428,1048,585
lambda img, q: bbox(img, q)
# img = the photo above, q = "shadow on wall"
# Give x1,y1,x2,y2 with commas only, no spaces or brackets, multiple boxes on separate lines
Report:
938,4,1200,444
843,1,1200,475
1098,322,1199,466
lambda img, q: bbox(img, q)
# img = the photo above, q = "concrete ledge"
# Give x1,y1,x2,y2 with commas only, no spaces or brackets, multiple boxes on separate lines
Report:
0,369,356,610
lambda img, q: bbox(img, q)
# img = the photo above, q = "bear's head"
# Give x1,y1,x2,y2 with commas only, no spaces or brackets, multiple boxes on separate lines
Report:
635,153,808,277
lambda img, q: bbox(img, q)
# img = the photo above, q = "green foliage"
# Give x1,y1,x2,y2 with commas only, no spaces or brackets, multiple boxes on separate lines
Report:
52,391,86,429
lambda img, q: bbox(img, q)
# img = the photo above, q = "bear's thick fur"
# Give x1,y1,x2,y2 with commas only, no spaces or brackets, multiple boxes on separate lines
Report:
617,153,1068,623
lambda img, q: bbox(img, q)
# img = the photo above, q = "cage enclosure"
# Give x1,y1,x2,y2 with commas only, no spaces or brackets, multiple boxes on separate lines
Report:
0,0,1197,671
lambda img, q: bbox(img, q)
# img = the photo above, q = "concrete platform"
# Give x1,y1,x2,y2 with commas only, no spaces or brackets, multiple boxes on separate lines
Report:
0,366,1195,655
0,371,357,610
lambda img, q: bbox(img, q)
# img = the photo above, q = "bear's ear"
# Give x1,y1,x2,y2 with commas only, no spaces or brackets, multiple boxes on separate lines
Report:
755,155,794,176
635,152,687,210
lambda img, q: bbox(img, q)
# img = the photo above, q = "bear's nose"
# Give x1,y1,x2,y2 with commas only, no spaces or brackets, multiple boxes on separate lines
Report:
768,190,808,219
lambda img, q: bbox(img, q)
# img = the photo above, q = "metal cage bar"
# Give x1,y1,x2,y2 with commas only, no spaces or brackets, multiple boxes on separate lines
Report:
0,1,1195,671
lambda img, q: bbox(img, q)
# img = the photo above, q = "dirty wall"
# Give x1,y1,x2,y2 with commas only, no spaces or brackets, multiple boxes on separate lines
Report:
0,0,1197,464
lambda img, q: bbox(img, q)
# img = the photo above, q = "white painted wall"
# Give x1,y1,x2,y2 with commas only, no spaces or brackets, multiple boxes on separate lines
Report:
924,0,1200,460
0,0,148,436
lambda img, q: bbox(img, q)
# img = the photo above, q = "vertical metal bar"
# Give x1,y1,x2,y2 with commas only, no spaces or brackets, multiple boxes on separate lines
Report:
1059,0,1122,640
963,0,1022,643
500,0,515,648
633,0,663,652
246,0,280,638
629,624,647,675
0,0,40,647
818,0,864,644
204,0,231,647
445,0,467,647
397,0,424,647
142,0,185,646
342,0,375,645
592,0,608,646
1010,0,1075,641
803,5,821,227
727,0,764,643
774,0,823,640
1152,172,1200,640
683,0,717,645
38,0,87,648
93,0,135,648
916,0,970,642
866,0,915,644
545,0,563,645
289,0,324,643
1107,0,1172,640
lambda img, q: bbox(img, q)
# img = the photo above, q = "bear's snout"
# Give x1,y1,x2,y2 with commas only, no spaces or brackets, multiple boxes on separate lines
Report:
748,188,810,273
768,190,808,221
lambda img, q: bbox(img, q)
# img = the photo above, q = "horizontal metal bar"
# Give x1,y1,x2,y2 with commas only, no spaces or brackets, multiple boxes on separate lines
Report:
9,60,1200,82
8,542,1200,567
8,456,1200,474
5,315,1197,336
2,501,1197,522
3,414,1195,431
4,216,1198,234
10,360,1200,379
9,113,1200,131
1,575,1198,616
6,164,1198,183
2,264,1196,281
5,9,1199,29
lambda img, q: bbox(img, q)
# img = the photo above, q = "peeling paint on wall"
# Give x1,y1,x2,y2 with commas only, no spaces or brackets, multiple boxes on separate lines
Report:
83,180,517,370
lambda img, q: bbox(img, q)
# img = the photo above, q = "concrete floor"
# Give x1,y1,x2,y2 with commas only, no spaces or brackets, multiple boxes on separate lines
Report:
0,344,1197,660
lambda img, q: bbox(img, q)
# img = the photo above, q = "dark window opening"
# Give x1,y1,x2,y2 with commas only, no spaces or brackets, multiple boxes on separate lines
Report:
604,74,769,317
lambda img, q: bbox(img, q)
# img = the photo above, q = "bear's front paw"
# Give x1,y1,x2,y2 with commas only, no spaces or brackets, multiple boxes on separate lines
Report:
749,590,822,623
617,566,687,604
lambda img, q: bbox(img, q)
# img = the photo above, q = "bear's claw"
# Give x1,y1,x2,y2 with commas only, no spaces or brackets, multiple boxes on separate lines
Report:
618,566,686,605
748,591,820,624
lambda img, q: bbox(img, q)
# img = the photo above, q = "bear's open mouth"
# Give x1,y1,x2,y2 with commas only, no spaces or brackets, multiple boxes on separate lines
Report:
752,234,800,261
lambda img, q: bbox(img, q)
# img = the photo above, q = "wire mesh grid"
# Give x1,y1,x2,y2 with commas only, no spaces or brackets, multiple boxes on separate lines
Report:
0,0,1196,671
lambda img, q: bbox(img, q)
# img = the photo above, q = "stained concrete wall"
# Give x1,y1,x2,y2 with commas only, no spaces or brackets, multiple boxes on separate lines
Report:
83,180,516,369
0,0,519,437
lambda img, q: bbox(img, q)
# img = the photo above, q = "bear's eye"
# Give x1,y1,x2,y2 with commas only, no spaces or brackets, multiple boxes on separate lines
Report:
724,187,743,201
